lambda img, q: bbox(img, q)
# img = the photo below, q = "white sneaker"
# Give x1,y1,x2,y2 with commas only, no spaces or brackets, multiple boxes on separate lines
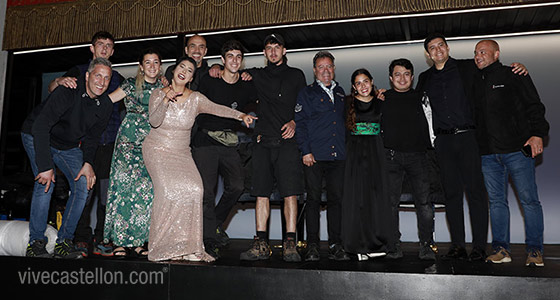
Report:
357,254,369,261
367,252,387,258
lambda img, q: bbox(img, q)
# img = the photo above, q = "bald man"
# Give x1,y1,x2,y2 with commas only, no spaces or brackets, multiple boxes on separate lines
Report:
472,39,549,267
165,34,211,91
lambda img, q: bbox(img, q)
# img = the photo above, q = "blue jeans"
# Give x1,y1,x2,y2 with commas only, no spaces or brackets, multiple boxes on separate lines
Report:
21,132,89,244
481,151,544,253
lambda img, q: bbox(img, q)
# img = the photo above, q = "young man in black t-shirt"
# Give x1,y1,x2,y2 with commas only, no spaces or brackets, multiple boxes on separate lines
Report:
381,58,436,261
193,40,258,259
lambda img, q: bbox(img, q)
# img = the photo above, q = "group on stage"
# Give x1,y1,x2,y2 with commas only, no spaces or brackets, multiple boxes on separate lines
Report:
21,31,549,268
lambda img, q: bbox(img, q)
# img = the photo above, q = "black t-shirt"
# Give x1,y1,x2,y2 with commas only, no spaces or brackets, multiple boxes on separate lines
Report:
381,89,431,152
193,75,258,147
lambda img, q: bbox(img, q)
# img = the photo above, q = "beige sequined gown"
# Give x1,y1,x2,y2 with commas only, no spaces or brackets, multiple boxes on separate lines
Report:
143,89,243,262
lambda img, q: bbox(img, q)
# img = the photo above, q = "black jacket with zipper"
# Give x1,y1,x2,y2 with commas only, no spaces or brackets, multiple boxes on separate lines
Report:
473,60,549,155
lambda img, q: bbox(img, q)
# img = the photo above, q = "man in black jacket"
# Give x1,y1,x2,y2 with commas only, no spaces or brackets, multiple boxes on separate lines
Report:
239,34,307,262
295,51,349,262
472,40,549,267
21,58,114,259
417,34,528,261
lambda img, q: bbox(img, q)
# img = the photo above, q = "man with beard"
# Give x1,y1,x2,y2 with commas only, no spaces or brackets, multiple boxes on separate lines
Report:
165,34,211,91
239,34,307,262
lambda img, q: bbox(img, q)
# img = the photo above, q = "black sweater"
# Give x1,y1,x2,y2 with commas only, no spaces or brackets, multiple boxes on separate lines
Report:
21,79,113,173
473,60,549,155
381,89,431,152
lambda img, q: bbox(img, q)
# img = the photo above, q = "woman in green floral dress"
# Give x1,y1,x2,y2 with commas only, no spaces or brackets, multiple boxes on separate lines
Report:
104,48,165,256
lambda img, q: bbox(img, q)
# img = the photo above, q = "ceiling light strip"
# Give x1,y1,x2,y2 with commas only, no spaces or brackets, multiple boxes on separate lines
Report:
110,29,560,67
13,35,177,55
196,2,560,36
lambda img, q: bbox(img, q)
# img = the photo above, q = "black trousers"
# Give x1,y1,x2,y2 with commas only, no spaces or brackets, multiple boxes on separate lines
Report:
385,149,434,247
303,160,345,245
74,144,114,243
434,131,488,249
192,145,244,244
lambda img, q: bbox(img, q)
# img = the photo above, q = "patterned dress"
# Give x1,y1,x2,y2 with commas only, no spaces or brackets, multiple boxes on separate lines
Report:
143,89,243,262
103,78,163,247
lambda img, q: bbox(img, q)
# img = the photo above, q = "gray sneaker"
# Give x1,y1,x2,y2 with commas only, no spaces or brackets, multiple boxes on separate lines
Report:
419,242,436,261
53,239,83,259
26,240,52,258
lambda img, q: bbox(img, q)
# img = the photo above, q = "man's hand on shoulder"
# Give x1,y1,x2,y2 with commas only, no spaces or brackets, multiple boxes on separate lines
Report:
510,63,528,76
376,89,387,101
209,64,222,78
56,77,78,89
241,72,252,81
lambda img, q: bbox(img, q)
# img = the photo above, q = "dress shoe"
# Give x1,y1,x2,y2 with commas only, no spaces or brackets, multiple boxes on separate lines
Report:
469,247,486,262
328,244,350,261
444,245,468,260
387,243,403,259
305,243,320,261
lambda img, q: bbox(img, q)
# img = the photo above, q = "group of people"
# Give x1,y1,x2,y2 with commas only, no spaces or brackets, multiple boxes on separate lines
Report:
21,30,549,267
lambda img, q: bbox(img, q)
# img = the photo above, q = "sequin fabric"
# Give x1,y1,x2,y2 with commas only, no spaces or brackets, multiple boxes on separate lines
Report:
142,89,243,262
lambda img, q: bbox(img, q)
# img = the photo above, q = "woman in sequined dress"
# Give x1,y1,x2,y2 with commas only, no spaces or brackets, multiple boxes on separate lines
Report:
142,57,255,262
103,48,165,257
341,68,391,261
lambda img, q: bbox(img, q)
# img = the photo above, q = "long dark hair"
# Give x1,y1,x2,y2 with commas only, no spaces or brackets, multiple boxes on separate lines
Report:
346,68,374,131
173,56,198,88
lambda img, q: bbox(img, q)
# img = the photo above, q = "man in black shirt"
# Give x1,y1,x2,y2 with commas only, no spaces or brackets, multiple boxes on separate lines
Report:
381,58,435,261
193,40,258,259
47,31,124,257
239,34,307,262
416,34,489,261
21,58,114,259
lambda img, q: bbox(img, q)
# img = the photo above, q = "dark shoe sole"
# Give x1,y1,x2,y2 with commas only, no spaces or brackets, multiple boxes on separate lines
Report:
305,255,320,262
240,254,271,261
283,254,302,262
328,255,350,261
54,253,83,259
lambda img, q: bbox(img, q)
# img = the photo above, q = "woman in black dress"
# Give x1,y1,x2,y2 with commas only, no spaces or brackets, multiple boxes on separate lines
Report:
342,68,391,261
